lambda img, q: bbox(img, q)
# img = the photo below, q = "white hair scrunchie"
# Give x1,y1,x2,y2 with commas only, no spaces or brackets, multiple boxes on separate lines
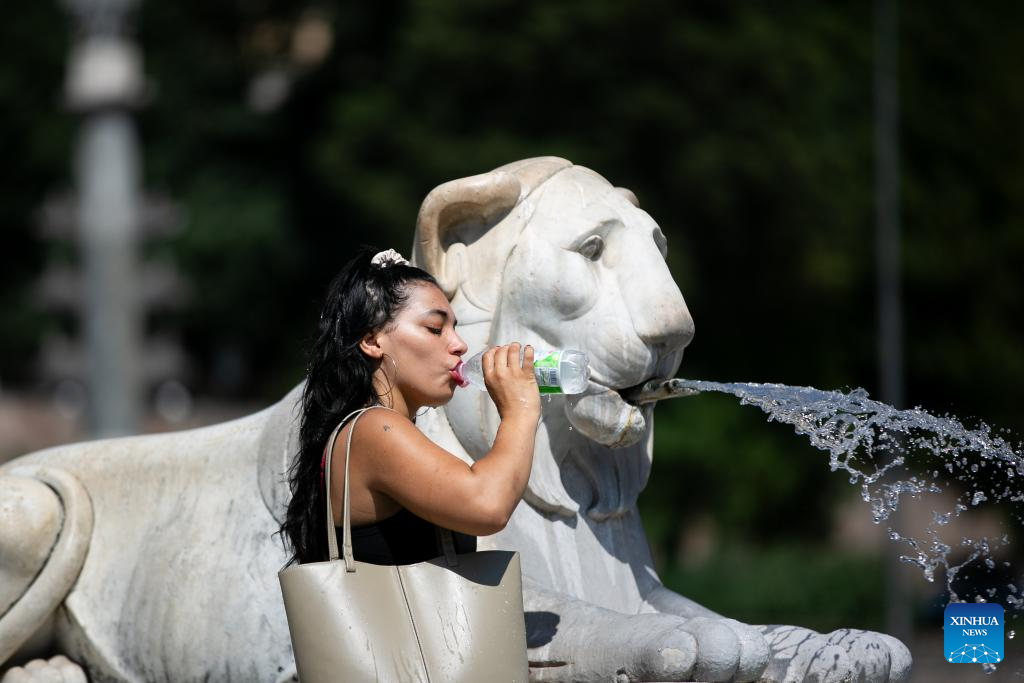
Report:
370,249,410,268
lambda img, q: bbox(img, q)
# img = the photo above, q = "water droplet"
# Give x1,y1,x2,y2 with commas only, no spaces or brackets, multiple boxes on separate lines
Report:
972,491,988,506
1009,630,1016,640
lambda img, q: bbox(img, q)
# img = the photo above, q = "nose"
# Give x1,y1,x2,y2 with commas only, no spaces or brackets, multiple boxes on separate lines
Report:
451,332,468,356
620,237,695,353
632,294,695,352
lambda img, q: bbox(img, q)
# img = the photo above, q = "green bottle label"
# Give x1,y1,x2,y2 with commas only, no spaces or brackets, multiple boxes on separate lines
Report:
533,351,563,394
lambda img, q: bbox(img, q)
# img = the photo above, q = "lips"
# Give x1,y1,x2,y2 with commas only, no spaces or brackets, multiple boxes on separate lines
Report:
450,362,469,388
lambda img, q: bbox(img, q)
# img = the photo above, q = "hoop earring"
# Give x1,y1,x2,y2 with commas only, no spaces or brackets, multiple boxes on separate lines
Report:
375,353,400,410
382,353,399,381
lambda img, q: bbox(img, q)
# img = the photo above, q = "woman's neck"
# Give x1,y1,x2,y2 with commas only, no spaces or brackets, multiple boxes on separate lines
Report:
370,374,415,420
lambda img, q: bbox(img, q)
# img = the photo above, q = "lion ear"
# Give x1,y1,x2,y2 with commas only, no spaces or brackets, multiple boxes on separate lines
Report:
413,171,522,298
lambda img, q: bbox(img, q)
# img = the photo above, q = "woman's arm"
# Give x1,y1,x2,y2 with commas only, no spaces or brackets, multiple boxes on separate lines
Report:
351,343,541,536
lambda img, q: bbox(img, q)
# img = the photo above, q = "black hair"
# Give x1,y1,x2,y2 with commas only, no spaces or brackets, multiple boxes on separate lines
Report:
279,245,439,565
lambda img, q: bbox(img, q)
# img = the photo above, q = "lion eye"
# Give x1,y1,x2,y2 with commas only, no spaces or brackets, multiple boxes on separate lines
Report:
653,227,668,260
578,235,605,261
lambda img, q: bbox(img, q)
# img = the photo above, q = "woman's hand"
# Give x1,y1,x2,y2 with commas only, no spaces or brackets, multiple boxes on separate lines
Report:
481,343,541,421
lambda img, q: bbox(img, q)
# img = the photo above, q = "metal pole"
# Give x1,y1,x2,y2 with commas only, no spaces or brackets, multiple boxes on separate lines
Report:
76,112,142,436
63,0,145,437
875,0,911,642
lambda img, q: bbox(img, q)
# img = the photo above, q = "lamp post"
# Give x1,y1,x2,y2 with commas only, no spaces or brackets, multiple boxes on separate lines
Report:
62,0,145,437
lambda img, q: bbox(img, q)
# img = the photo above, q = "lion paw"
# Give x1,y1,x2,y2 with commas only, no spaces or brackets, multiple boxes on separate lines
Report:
527,609,775,682
1,656,87,683
756,624,911,683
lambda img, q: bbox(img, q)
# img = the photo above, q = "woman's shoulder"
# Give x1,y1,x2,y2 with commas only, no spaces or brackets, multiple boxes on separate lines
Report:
345,405,411,436
337,406,421,458
337,406,461,486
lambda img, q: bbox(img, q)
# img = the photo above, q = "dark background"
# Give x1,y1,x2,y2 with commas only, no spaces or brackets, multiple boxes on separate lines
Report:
2,0,1022,662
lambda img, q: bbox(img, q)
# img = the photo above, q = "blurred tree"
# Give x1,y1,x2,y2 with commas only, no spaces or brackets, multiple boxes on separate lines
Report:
0,4,72,385
901,2,1024,431
126,0,1022,428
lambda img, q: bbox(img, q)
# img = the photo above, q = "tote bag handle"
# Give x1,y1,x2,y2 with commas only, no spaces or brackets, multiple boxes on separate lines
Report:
322,406,459,571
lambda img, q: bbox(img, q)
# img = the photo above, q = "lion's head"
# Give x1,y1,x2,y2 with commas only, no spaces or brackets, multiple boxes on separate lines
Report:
413,157,694,519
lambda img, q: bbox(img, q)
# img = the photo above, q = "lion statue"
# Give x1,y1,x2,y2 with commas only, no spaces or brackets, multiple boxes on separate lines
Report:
0,157,910,682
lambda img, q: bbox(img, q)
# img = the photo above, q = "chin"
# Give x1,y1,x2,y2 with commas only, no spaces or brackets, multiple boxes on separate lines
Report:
426,389,455,408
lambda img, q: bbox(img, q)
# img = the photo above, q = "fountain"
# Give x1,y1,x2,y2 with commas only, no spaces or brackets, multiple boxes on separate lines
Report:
0,157,914,682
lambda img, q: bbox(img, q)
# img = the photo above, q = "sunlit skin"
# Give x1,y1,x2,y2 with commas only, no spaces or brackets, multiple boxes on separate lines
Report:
330,281,541,536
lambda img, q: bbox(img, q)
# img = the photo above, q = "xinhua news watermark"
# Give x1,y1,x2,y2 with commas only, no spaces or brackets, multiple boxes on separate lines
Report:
945,602,1004,664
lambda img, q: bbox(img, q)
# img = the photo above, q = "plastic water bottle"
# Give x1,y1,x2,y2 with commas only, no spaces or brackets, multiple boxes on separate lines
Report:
453,348,591,395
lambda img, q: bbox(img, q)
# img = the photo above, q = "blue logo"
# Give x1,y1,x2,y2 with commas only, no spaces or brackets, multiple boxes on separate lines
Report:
944,602,1004,664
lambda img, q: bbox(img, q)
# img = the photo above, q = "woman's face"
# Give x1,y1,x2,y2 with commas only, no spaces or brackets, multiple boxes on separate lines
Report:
369,282,468,411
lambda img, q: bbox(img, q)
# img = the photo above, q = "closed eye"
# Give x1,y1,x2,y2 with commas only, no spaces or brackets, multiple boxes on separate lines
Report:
578,235,605,261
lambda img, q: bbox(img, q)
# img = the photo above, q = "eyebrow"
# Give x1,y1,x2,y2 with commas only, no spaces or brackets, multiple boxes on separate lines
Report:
423,309,458,327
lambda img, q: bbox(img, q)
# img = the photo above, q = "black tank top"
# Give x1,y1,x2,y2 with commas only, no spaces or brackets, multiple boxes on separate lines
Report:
338,508,477,566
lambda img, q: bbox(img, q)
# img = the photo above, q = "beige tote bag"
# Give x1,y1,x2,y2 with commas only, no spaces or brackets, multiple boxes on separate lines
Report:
279,407,529,682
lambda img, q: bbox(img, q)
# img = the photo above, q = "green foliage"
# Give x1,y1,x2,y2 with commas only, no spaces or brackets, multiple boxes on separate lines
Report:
169,170,305,396
639,393,849,567
900,3,1024,431
661,544,884,633
0,2,71,384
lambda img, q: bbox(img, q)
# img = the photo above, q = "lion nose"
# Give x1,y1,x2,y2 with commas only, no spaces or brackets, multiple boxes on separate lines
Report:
620,246,695,353
633,296,695,352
